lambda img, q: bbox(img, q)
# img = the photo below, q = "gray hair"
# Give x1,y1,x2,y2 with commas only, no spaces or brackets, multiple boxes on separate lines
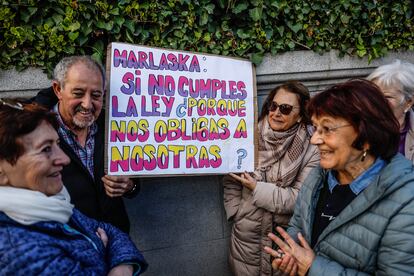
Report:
53,56,105,89
367,59,414,100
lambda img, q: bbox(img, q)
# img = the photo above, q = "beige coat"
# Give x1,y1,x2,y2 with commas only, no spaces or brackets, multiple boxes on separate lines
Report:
223,142,319,276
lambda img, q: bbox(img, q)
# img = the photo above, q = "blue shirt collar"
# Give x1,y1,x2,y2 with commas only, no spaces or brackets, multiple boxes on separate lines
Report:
327,158,386,195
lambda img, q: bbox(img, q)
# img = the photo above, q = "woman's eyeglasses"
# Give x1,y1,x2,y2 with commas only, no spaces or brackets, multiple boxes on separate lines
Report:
310,124,351,136
0,98,24,110
268,101,299,115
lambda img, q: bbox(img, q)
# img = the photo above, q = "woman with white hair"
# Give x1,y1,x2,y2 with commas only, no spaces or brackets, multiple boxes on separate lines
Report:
367,60,414,161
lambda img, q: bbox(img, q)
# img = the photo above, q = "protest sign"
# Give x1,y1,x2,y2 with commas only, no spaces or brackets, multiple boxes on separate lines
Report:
105,42,257,176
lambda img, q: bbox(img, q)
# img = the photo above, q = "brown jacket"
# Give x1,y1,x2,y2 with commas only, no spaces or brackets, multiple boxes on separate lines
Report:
223,142,319,276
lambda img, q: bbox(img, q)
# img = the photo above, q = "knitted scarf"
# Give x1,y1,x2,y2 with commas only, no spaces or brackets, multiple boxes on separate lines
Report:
0,186,73,225
256,117,310,186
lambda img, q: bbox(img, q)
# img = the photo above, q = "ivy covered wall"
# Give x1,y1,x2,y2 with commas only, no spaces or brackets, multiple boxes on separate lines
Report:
1,0,413,75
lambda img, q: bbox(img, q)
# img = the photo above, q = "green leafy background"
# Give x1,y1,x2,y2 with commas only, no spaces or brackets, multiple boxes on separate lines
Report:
1,0,413,75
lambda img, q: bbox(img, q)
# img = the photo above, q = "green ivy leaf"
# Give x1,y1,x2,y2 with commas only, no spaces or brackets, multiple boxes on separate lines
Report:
80,24,93,36
95,20,107,29
78,34,89,46
199,12,208,25
237,29,250,39
20,7,37,23
340,14,351,24
68,32,79,41
114,16,125,27
68,22,81,32
329,14,337,24
265,28,273,39
249,7,262,21
275,26,284,36
251,52,264,65
205,4,215,14
270,0,283,9
96,20,114,31
287,22,302,33
91,52,102,63
233,3,248,14
51,14,63,25
194,31,202,39
173,29,184,38
124,19,135,33
48,50,56,58
216,0,226,9
125,29,135,43
93,40,105,55
357,48,367,57
109,7,120,15
203,32,211,42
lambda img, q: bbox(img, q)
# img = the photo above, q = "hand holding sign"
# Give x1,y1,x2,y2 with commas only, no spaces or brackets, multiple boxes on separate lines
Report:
229,171,256,191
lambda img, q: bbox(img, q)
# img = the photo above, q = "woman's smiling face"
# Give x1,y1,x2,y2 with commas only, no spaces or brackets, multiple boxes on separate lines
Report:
267,88,301,131
310,115,364,175
0,121,70,196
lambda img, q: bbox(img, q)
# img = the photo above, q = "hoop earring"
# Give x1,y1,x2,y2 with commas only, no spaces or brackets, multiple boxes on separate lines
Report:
361,150,367,162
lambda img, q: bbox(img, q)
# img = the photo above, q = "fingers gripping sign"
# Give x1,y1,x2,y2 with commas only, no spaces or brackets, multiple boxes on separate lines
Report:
102,175,134,197
229,171,257,190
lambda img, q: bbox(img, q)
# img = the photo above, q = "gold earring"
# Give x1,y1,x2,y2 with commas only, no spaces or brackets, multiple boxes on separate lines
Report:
361,150,367,162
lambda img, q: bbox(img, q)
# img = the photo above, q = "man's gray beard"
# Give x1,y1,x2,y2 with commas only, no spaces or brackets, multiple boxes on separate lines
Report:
73,116,94,129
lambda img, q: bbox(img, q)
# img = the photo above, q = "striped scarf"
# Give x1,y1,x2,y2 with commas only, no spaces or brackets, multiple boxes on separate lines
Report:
256,117,310,187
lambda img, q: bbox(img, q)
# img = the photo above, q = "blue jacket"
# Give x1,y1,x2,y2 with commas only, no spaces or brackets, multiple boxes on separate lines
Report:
288,154,414,275
0,209,148,275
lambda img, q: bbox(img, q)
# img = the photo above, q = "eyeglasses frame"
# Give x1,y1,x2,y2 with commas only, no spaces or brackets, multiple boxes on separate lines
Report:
311,124,352,137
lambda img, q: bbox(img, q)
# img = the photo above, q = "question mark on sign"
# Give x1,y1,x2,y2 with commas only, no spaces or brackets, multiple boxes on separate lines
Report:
236,149,247,169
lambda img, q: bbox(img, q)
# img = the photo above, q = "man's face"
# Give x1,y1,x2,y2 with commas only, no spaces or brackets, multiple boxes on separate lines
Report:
54,62,104,131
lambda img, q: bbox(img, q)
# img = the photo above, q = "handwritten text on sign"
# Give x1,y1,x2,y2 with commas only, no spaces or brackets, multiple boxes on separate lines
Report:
107,43,255,175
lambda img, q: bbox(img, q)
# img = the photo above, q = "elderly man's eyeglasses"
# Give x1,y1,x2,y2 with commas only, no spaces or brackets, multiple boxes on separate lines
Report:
268,102,299,115
310,124,352,136
0,98,24,110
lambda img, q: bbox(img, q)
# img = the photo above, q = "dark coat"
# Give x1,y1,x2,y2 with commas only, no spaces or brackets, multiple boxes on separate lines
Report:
33,87,138,233
0,209,148,275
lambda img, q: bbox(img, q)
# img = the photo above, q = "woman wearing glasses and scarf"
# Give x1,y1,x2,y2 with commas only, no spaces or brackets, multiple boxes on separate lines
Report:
0,99,147,275
264,80,414,275
223,81,320,276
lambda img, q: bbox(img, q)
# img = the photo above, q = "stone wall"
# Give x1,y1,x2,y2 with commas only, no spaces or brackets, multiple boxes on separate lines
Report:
1,50,413,275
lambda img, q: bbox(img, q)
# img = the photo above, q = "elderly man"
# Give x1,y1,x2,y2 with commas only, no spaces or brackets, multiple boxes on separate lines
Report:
33,56,139,233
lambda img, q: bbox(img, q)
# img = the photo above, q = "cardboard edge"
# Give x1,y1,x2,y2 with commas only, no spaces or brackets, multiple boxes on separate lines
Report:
105,42,256,178
252,65,259,171
104,43,112,175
